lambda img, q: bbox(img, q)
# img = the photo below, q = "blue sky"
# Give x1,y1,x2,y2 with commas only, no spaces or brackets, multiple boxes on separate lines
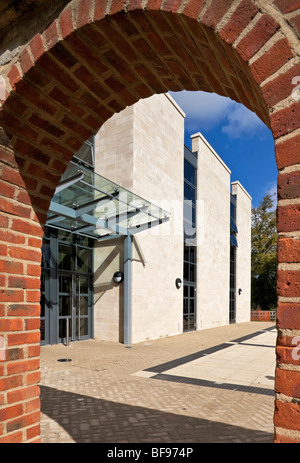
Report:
169,90,277,208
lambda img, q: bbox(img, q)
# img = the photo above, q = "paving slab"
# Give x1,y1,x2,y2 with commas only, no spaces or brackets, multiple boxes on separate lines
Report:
40,321,276,443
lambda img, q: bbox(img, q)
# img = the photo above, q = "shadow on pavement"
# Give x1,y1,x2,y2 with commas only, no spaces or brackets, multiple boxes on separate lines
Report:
40,385,273,443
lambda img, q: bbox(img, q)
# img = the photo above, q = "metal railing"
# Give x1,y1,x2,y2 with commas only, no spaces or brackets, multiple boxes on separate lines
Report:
251,310,276,321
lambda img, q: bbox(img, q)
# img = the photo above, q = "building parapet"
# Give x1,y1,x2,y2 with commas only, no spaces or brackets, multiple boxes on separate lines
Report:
191,131,231,175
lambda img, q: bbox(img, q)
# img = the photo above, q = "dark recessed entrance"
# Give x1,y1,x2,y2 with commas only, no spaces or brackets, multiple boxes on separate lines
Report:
41,227,94,345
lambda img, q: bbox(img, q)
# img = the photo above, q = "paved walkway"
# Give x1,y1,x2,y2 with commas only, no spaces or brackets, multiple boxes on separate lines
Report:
40,321,276,443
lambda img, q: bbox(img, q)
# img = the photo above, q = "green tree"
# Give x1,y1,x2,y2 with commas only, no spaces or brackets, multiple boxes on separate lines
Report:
251,193,277,309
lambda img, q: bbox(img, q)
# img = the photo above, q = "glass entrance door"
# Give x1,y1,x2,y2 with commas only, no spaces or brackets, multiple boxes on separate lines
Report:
58,273,73,343
183,244,197,332
183,282,196,331
58,273,92,343
75,275,90,339
41,227,94,345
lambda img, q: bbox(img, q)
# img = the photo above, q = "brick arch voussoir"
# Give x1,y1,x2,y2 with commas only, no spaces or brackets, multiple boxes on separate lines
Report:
3,1,279,145
0,2,273,214
1,0,300,445
3,0,298,159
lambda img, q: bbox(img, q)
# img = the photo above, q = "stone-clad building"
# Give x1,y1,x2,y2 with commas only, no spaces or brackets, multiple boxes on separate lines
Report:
42,93,251,345
1,0,298,443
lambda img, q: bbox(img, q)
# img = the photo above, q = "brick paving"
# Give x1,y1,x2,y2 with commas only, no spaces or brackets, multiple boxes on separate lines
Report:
40,321,276,443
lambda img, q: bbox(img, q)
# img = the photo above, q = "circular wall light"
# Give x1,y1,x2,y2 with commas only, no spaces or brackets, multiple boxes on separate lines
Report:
175,278,182,289
113,271,124,284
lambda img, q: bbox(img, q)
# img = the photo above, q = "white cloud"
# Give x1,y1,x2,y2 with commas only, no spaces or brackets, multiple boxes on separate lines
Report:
222,104,265,139
170,90,266,139
170,90,233,131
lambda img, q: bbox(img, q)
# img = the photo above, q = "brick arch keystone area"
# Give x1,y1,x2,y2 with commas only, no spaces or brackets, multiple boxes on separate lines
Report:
0,0,299,443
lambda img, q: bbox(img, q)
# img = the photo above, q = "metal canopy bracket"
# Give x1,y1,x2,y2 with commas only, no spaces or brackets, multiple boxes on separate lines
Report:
129,216,169,235
48,200,128,237
54,172,84,194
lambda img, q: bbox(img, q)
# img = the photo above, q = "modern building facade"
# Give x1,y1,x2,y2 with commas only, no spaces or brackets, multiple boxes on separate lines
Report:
41,93,251,346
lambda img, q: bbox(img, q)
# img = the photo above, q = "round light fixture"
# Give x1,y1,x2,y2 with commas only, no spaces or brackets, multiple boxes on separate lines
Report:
113,271,124,284
175,278,182,289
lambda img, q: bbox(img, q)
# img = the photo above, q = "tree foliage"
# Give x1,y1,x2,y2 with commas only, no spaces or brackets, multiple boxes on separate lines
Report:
251,193,277,309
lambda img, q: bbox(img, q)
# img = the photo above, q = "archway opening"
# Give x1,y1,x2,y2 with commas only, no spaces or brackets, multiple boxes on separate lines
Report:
0,2,299,444
38,88,278,443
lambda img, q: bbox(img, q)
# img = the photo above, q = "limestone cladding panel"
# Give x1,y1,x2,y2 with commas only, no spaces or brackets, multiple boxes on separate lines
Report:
191,132,231,330
130,94,184,343
231,181,252,323
94,106,135,190
93,238,124,342
93,106,135,342
93,94,185,343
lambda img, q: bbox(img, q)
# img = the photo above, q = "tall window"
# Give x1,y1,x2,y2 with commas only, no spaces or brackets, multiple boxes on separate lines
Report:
229,245,236,323
229,194,237,323
183,147,197,332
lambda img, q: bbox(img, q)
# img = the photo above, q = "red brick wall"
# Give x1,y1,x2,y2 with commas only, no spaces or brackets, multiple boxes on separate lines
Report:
0,0,299,443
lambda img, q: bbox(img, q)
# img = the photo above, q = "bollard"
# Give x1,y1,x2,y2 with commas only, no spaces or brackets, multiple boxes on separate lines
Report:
66,318,70,347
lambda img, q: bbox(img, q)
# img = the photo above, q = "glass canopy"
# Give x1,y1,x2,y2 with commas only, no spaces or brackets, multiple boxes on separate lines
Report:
47,161,170,240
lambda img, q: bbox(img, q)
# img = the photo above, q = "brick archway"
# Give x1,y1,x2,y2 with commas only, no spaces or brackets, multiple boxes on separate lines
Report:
0,0,299,443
